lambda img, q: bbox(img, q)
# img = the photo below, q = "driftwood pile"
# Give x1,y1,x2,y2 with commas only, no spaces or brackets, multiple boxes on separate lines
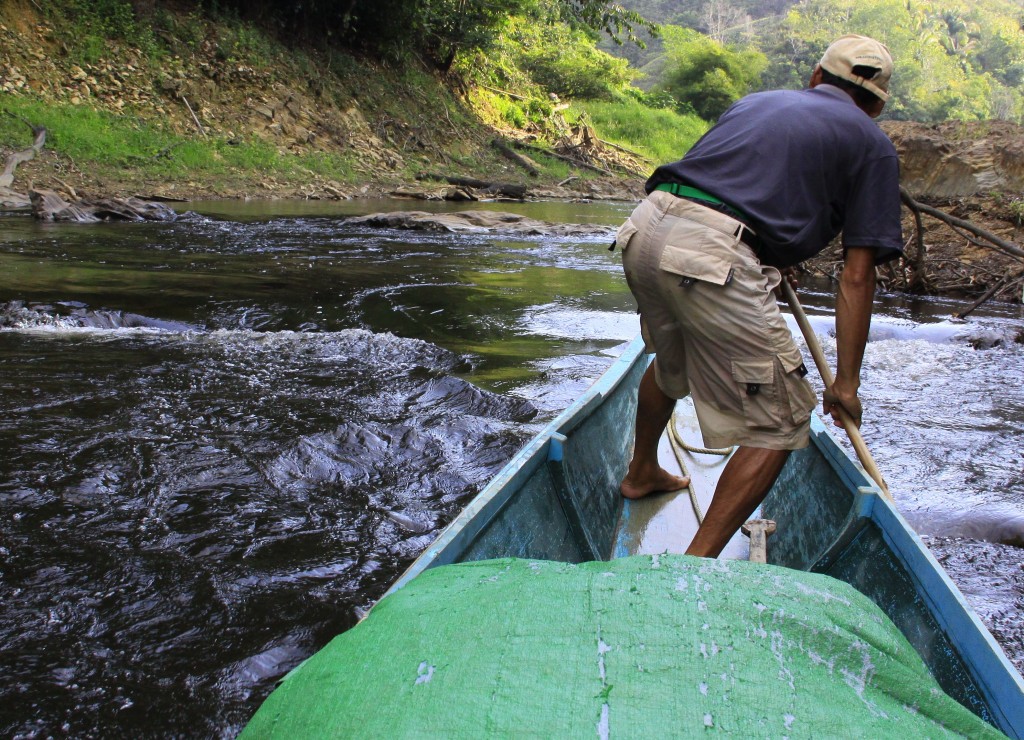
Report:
29,189,178,222
502,121,650,179
412,119,648,198
805,186,1024,314
1,120,177,222
549,121,650,177
899,188,1024,315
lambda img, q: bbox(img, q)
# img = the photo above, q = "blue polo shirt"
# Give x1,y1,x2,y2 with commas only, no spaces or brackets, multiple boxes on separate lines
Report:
646,85,903,268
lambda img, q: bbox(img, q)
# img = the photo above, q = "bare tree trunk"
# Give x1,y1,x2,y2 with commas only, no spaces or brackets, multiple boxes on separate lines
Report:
900,188,930,292
491,139,539,177
900,187,1024,261
0,125,46,189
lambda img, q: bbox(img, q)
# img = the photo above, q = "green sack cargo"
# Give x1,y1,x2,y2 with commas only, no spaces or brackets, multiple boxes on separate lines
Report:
241,555,1004,738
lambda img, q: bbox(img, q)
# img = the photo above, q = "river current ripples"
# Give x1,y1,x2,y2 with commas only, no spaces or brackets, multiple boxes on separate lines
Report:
0,199,1021,736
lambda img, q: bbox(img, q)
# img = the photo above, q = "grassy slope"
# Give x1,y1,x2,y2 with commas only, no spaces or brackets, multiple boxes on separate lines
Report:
0,2,634,199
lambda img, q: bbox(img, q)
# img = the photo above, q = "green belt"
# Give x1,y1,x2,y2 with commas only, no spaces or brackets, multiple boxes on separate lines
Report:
653,182,749,224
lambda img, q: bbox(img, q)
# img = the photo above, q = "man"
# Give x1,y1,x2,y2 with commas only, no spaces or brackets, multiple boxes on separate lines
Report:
616,34,903,558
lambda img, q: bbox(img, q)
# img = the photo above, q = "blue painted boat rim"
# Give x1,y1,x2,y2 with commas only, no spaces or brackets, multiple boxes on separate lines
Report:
382,332,1024,738
870,493,1024,735
384,336,647,597
810,410,1024,736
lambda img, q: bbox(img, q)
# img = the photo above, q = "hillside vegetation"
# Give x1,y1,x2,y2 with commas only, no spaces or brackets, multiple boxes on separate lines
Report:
0,0,703,200
613,0,1024,124
3,0,1024,202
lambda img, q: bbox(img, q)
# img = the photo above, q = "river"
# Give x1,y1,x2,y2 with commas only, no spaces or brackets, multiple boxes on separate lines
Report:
0,198,1021,737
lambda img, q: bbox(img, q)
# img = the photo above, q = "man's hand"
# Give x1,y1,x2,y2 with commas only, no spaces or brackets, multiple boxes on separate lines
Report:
822,379,862,429
773,267,799,298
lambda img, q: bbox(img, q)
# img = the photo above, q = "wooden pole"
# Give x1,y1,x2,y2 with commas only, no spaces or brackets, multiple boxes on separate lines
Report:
781,281,893,501
181,96,207,138
741,520,776,563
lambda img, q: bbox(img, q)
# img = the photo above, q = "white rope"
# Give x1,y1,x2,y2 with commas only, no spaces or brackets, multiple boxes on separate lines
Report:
666,410,733,526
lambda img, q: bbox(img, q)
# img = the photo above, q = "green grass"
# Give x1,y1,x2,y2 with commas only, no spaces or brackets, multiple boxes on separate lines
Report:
0,97,358,186
1008,198,1024,226
0,1,666,195
1,100,168,164
569,99,709,165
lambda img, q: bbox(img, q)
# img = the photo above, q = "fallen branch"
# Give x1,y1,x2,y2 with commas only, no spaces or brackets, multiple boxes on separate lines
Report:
54,177,79,200
511,141,615,176
899,189,929,291
480,85,529,101
597,137,648,161
181,96,207,137
0,124,46,189
415,173,527,199
491,138,539,177
900,187,1024,261
953,269,1024,318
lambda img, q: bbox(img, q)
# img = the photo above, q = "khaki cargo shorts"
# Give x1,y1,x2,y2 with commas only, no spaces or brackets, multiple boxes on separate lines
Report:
618,190,817,451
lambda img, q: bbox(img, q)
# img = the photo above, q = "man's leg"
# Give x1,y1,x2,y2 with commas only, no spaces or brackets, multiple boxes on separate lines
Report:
620,363,690,500
685,445,791,558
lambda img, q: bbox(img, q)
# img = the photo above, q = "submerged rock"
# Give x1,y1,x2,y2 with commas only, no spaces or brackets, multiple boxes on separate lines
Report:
345,209,614,237
30,189,178,223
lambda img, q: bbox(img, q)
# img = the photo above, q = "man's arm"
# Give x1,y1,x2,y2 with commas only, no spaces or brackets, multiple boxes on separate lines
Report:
823,247,877,427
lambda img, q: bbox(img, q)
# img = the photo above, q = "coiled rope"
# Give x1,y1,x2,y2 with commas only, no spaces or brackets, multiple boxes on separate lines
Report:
666,410,733,525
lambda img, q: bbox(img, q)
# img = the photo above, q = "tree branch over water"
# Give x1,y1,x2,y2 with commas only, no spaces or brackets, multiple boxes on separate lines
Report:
901,187,1024,262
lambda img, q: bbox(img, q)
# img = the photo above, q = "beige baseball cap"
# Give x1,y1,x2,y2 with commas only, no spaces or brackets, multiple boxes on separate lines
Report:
819,34,893,102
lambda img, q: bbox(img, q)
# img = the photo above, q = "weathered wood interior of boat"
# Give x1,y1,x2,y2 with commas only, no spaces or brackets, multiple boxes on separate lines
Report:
387,341,644,583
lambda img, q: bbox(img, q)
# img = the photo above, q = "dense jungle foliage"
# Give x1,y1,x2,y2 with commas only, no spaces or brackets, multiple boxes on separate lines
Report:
48,0,1024,126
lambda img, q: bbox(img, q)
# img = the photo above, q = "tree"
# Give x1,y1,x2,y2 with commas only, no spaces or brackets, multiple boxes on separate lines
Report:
699,0,751,44
544,0,658,46
200,0,657,69
728,0,1024,123
420,0,531,72
505,16,636,99
658,26,767,120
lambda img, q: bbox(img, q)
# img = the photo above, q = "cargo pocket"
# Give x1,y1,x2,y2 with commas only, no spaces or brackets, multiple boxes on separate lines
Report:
730,357,780,428
778,346,818,425
659,245,733,286
614,219,639,253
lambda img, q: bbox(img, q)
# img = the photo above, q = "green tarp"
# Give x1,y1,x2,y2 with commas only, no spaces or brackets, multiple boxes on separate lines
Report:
242,555,1005,738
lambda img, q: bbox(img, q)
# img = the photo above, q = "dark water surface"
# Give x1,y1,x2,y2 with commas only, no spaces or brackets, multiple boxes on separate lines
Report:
0,198,1021,737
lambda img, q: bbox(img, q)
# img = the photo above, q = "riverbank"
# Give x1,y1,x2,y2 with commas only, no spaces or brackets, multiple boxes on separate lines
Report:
2,2,1022,303
6,133,1022,308
0,2,648,204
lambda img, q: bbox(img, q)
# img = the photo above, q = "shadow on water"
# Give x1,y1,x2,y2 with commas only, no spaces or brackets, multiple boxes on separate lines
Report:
0,199,1021,735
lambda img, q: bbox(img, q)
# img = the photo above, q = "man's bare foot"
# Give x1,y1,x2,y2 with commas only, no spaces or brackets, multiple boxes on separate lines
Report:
620,468,690,500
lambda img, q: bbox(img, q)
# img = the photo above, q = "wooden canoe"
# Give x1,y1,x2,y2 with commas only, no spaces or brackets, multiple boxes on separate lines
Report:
383,334,1024,738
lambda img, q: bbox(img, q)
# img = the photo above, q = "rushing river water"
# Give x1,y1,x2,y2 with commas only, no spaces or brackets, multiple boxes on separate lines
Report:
0,198,1021,737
